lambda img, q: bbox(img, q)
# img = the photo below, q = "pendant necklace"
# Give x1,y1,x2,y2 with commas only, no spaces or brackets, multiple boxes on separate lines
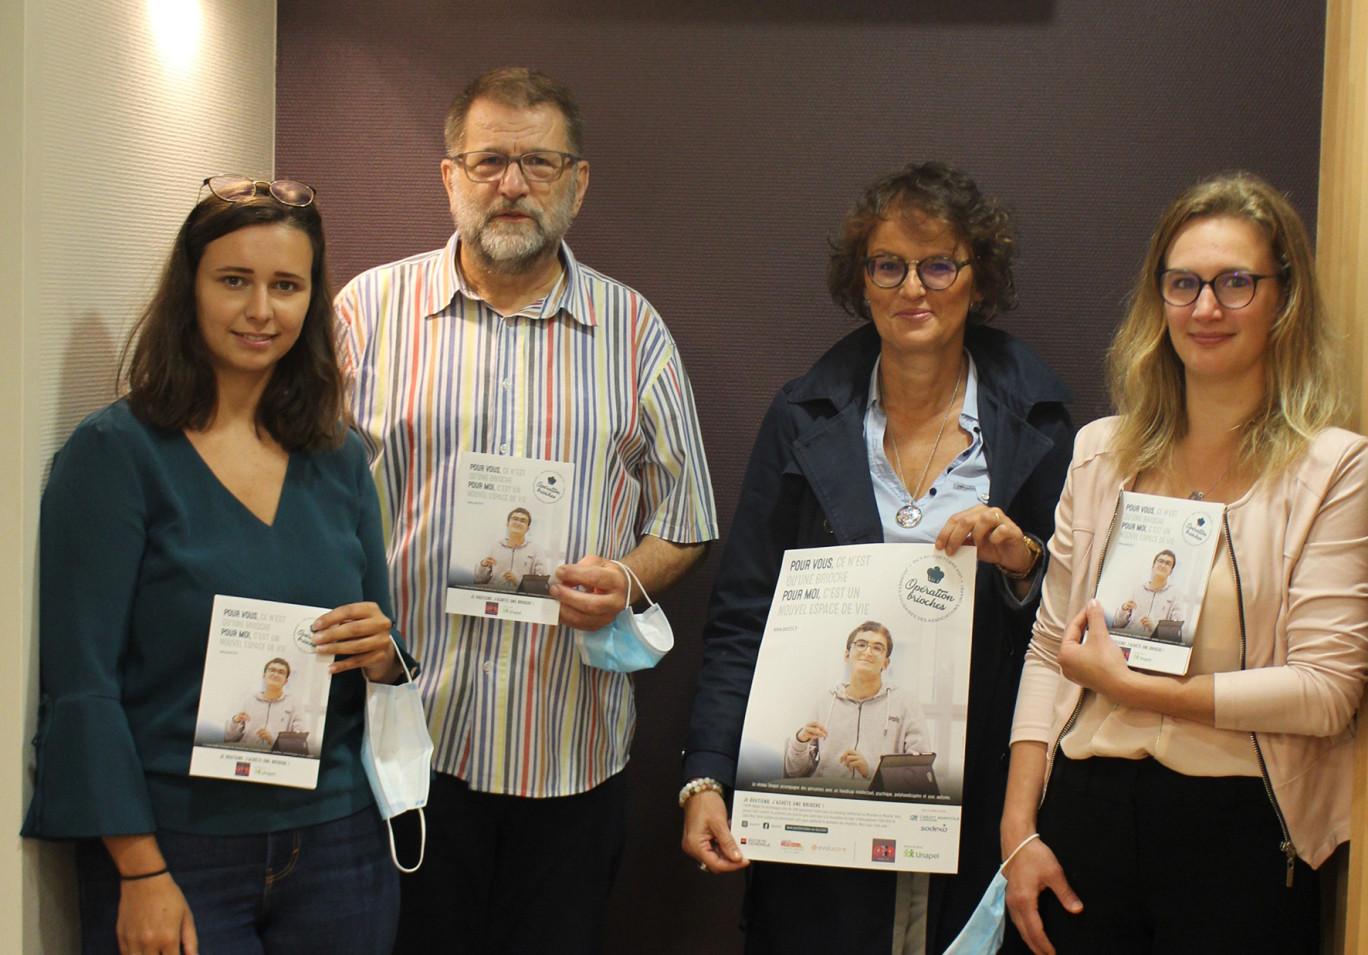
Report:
1179,447,1235,501
888,364,962,528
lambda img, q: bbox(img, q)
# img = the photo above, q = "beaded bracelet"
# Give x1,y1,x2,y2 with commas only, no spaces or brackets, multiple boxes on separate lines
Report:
678,776,724,808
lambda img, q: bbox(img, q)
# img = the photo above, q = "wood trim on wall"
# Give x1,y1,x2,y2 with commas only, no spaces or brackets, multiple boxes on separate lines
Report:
1319,1,1368,953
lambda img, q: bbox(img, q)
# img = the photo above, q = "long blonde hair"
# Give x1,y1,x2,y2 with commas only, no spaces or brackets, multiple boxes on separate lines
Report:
1105,172,1339,477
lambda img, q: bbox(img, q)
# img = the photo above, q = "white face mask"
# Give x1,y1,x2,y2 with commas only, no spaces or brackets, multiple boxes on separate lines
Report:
361,640,434,872
578,560,674,673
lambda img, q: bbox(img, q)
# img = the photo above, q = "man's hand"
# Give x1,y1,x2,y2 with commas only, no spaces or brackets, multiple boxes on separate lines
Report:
552,556,629,631
681,790,748,873
552,537,707,632
795,721,827,743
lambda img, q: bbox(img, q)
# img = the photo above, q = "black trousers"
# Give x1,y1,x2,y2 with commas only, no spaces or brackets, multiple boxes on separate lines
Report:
392,770,627,955
1003,755,1319,955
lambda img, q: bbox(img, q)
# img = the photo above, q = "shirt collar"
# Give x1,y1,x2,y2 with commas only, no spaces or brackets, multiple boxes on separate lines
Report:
425,231,596,327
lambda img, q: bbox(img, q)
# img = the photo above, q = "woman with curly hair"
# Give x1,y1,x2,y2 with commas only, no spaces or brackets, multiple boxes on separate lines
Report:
681,161,1074,953
1000,172,1365,955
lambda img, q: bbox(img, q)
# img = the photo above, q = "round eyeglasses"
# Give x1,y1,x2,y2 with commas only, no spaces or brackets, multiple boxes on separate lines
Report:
864,254,972,291
850,639,889,655
202,176,316,207
1156,269,1278,309
450,151,582,184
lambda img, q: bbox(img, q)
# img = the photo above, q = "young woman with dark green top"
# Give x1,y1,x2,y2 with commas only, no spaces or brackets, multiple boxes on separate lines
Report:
23,178,413,955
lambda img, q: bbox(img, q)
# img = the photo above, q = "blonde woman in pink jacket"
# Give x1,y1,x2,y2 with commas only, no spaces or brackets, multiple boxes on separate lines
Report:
999,173,1368,955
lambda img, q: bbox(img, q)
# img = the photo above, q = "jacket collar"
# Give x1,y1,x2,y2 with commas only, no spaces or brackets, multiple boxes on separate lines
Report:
786,322,1071,543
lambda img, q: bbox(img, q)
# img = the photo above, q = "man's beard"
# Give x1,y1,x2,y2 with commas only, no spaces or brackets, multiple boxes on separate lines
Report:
452,180,578,274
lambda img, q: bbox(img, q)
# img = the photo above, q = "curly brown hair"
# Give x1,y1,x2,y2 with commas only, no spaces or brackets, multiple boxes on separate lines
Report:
120,188,345,452
828,161,1017,326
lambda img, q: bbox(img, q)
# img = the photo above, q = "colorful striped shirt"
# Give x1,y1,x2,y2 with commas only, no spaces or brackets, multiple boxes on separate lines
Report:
335,233,717,797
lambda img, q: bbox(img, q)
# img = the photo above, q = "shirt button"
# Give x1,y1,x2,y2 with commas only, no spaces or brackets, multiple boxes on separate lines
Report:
499,444,509,454
501,378,511,390
481,661,493,674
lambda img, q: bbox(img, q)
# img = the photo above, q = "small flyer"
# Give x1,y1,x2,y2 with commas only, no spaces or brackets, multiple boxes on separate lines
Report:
189,595,334,789
445,451,574,626
730,543,976,873
1094,490,1226,675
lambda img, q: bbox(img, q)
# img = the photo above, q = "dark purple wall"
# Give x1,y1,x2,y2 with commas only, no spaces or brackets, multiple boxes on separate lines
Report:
277,2,1324,950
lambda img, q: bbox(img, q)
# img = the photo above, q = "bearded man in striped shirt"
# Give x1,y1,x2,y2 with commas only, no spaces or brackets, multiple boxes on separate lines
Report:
335,67,717,954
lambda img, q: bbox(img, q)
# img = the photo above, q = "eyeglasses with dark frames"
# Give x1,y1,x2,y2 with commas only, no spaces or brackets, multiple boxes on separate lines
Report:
850,639,889,655
1156,269,1278,309
864,254,973,291
449,151,583,184
201,176,316,207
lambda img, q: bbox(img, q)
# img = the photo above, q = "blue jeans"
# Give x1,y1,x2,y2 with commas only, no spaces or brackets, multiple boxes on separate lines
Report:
77,807,399,955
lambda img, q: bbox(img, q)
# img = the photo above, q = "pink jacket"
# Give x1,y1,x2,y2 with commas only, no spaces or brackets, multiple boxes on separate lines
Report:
1011,417,1368,868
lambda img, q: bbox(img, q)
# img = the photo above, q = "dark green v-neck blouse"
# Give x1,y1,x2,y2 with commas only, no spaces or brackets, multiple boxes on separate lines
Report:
23,400,408,838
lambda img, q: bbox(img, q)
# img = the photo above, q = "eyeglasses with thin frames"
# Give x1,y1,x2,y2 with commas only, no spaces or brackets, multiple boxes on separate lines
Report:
1155,269,1278,309
850,639,889,656
865,254,973,291
449,151,583,184
201,175,317,207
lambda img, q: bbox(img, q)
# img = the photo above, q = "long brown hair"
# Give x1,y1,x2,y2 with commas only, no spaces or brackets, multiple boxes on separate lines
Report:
1106,172,1338,477
121,189,345,452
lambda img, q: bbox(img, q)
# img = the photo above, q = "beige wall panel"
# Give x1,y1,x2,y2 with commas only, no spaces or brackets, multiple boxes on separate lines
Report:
1320,1,1368,953
8,1,276,951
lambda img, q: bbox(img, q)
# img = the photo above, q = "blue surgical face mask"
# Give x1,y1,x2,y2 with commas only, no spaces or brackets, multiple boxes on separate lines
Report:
578,560,674,673
941,869,1007,955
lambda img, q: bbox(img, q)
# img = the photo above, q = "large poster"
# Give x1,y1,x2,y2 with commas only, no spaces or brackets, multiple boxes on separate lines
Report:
731,544,976,873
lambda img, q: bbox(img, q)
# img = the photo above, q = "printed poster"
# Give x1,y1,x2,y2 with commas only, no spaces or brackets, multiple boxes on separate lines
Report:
189,595,334,789
1094,490,1225,675
445,451,574,626
731,543,976,873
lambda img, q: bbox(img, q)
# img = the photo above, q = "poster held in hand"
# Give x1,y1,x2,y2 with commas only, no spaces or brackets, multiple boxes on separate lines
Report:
731,543,976,873
190,594,334,789
444,451,574,626
1093,490,1225,675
